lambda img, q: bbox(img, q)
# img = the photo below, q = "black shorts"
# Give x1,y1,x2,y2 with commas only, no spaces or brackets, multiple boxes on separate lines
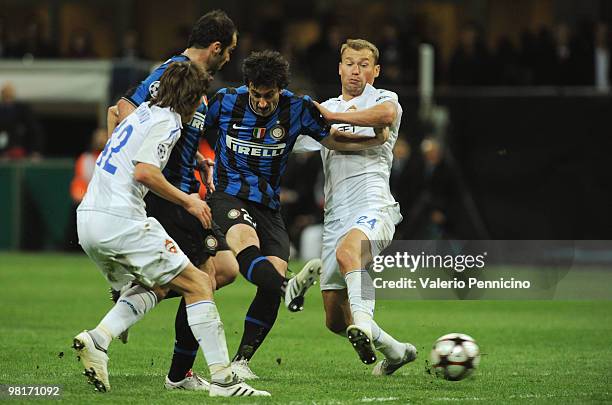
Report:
208,191,290,262
144,192,229,267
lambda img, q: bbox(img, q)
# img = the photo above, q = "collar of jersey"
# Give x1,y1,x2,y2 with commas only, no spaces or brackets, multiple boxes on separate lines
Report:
146,102,183,129
339,83,376,105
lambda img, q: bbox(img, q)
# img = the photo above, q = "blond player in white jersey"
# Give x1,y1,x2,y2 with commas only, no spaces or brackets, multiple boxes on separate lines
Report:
72,61,269,397
295,39,417,375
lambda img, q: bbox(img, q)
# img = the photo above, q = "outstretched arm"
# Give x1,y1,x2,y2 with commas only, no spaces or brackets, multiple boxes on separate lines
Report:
315,100,397,128
320,126,389,152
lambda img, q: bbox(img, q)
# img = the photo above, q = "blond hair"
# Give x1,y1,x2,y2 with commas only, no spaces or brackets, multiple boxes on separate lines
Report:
340,39,380,64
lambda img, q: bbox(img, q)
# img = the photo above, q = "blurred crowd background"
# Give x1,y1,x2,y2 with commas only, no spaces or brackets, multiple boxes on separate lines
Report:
2,1,612,87
1,0,611,255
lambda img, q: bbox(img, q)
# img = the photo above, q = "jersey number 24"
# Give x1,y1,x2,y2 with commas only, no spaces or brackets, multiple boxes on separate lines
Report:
356,215,377,230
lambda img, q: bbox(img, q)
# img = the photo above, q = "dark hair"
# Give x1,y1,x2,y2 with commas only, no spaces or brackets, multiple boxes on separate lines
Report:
188,10,236,50
242,50,290,89
150,61,212,122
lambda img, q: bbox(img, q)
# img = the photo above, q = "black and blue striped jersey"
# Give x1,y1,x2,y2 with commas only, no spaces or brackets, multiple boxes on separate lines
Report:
123,54,207,194
205,85,330,210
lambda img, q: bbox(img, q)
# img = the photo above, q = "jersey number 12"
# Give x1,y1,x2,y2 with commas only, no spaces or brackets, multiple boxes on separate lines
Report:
96,121,134,175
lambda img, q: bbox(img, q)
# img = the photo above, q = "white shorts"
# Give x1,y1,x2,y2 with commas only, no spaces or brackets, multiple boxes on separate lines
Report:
320,205,401,291
77,210,190,290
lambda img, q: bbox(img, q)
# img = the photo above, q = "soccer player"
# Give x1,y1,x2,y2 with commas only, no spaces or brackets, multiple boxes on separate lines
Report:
109,10,239,390
204,50,390,378
72,61,269,397
294,39,418,374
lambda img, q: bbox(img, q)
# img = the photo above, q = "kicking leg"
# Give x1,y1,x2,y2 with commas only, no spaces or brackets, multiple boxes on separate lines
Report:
322,289,352,336
228,224,287,291
337,229,417,371
226,224,286,378
370,319,417,376
337,229,377,364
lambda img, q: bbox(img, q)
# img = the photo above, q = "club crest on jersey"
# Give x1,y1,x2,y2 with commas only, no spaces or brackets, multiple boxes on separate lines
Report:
228,209,241,219
157,143,168,160
149,81,160,98
252,127,266,139
270,124,286,140
165,239,177,253
205,235,218,250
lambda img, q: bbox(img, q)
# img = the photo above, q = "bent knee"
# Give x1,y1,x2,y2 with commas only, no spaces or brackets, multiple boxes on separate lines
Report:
217,265,238,287
213,252,239,288
188,267,212,293
226,224,259,253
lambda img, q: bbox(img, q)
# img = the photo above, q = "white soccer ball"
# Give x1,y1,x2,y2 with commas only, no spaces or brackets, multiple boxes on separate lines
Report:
430,333,480,381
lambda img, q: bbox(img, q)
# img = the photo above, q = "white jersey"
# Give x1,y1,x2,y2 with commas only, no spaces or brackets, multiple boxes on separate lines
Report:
294,83,402,222
78,103,182,219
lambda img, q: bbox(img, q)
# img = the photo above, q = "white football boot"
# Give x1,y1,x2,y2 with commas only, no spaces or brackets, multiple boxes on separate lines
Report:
231,359,259,380
72,331,110,392
285,258,322,312
164,369,210,391
209,374,271,397
372,343,418,376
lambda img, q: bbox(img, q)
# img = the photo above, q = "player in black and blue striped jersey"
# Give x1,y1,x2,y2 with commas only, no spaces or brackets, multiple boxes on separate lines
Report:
109,10,239,391
123,52,207,193
204,50,391,379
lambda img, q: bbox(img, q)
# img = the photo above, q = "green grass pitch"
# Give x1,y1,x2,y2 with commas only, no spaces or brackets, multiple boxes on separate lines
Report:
0,253,610,404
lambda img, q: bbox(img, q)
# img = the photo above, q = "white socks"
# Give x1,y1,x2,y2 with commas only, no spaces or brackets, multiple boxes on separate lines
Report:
186,300,232,383
344,270,375,337
344,271,405,362
371,320,405,362
88,290,232,382
90,285,157,350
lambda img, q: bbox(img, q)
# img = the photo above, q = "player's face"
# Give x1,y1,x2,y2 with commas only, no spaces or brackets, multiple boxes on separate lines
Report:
248,84,280,117
208,32,237,74
339,48,380,97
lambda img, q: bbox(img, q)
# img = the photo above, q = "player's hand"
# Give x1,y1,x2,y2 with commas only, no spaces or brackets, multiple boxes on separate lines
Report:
373,126,390,144
184,194,212,229
197,158,216,192
313,100,338,124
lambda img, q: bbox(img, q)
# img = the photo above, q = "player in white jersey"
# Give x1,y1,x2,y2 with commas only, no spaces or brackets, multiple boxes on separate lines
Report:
295,39,417,375
72,61,269,397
